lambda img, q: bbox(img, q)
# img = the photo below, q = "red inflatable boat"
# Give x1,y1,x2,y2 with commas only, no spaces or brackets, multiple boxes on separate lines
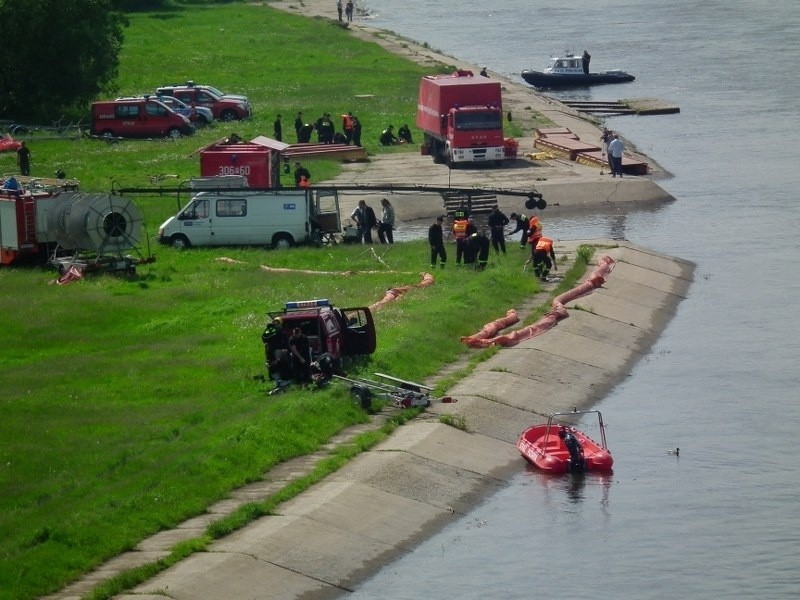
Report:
517,410,613,474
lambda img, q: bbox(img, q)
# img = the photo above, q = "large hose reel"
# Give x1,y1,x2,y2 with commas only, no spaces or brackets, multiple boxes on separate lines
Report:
46,192,144,253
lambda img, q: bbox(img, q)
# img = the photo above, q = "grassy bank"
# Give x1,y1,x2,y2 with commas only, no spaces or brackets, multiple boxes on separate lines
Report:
0,4,558,599
0,3,479,198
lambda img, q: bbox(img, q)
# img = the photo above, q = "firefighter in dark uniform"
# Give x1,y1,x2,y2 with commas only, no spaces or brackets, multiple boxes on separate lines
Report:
487,205,509,255
467,228,491,271
428,216,447,268
509,212,530,249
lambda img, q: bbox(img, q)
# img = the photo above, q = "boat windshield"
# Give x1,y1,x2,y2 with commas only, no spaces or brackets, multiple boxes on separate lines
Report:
454,111,503,131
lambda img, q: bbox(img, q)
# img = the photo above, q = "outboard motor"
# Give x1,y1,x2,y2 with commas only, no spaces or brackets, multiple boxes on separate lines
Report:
560,427,586,472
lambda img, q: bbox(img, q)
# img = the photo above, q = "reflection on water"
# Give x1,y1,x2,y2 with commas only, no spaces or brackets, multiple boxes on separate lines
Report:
522,465,613,507
397,203,660,243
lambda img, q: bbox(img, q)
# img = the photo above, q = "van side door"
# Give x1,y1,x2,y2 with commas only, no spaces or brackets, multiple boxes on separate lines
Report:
211,197,248,245
115,102,140,134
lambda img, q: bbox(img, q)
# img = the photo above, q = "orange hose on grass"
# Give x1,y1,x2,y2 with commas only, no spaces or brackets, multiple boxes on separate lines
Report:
461,256,616,348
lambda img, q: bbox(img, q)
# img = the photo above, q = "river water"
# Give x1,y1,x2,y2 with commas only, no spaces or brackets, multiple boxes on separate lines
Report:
346,1,800,598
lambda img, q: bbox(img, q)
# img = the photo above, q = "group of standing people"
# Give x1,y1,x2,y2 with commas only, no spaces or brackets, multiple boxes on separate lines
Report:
349,198,395,244
292,111,362,146
336,0,355,22
428,207,557,281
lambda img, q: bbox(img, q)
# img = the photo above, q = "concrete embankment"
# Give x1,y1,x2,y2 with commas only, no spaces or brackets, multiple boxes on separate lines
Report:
109,241,693,599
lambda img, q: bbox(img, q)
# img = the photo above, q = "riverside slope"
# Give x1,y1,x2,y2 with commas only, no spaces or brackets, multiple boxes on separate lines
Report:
45,5,694,600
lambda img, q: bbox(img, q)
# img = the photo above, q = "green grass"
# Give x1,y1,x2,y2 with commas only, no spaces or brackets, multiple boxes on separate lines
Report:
0,4,564,599
0,236,561,599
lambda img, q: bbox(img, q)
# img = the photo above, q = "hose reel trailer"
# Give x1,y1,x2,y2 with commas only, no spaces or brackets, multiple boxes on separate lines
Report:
45,192,153,278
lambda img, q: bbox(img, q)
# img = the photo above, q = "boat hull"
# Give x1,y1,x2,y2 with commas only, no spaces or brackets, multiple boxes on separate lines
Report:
520,70,635,89
517,423,614,474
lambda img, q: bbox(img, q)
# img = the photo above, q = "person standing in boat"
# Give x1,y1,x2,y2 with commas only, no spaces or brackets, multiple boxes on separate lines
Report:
582,50,591,75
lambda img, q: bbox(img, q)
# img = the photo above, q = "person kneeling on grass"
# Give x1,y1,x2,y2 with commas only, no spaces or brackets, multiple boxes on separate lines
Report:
379,125,399,146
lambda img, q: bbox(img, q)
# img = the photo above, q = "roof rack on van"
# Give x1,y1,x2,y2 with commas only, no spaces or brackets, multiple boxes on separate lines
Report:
188,175,249,190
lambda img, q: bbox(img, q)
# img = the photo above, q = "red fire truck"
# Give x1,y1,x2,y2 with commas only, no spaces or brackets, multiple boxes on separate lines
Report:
416,70,517,167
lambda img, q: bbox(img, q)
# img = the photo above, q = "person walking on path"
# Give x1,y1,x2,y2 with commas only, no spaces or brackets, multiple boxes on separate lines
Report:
273,114,282,142
487,205,509,255
17,141,31,176
336,0,343,21
428,215,447,269
345,0,354,21
377,197,395,244
608,134,624,178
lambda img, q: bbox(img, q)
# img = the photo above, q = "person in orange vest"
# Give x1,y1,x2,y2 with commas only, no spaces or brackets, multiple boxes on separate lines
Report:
451,214,470,265
342,112,354,145
293,161,311,187
532,235,557,282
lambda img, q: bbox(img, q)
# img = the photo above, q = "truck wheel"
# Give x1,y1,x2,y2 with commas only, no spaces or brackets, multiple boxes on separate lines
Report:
167,127,182,139
220,109,238,122
170,235,191,249
272,233,293,250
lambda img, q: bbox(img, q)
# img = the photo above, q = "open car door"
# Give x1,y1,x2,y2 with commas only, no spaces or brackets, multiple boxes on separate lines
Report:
339,306,376,357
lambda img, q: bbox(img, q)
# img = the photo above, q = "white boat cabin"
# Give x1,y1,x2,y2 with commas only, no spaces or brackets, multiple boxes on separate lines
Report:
544,54,586,75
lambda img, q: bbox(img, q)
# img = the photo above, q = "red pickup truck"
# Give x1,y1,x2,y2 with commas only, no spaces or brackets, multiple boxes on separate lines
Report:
155,81,252,121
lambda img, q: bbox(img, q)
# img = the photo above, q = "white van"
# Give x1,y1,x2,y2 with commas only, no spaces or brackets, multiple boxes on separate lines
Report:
157,188,342,249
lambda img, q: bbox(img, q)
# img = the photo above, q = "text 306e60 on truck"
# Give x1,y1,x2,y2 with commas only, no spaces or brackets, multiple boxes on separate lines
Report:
416,69,517,167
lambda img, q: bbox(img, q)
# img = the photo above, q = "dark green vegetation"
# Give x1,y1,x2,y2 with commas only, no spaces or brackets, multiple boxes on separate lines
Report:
0,0,126,121
0,4,567,599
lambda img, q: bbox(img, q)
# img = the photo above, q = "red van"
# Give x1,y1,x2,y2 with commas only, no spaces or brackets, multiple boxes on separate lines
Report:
90,97,195,139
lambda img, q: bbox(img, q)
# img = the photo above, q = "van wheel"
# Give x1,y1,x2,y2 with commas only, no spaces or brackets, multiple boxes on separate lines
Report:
170,235,191,249
272,233,293,250
220,109,238,121
167,127,182,139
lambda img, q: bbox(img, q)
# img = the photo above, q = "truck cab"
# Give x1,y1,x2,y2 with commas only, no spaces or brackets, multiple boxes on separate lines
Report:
416,70,508,166
262,299,376,376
